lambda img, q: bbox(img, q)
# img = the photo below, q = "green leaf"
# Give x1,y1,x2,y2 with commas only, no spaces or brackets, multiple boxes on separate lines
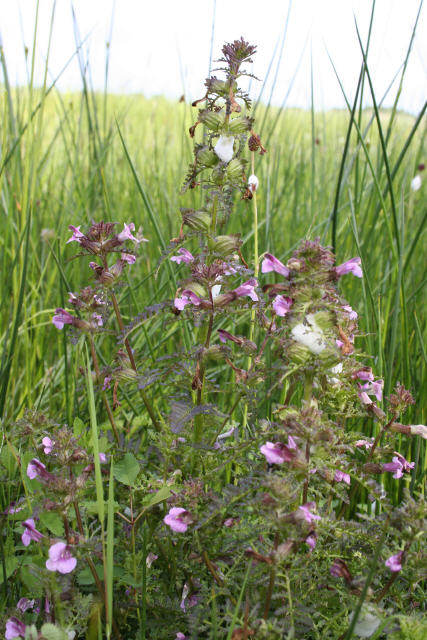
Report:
39,511,64,537
142,485,173,507
113,452,140,486
73,416,85,437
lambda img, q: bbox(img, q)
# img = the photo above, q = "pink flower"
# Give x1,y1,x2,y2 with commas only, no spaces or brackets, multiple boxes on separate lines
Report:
261,253,289,278
170,248,194,264
46,542,77,574
66,225,84,244
176,634,188,640
163,507,192,533
288,435,297,449
146,552,158,568
358,390,373,405
4,498,24,515
103,376,112,390
342,304,358,319
334,470,351,485
360,379,383,402
5,617,26,640
335,257,363,278
218,329,242,345
223,517,239,527
52,308,75,330
260,441,295,464
27,458,47,480
99,453,108,464
272,295,292,317
382,453,414,479
21,519,43,547
385,551,403,572
355,439,373,449
117,222,139,244
174,290,202,310
91,313,103,327
297,502,321,524
42,437,53,454
121,253,136,264
305,533,317,551
233,279,258,302
353,368,374,382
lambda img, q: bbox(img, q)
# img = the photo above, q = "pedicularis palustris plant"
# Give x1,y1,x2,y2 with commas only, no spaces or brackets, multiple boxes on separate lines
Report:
3,39,426,640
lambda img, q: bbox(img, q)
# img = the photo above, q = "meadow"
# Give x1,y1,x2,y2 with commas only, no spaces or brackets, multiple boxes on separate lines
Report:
0,28,426,640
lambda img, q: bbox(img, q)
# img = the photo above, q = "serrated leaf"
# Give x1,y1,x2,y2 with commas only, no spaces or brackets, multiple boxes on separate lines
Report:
113,453,140,486
40,623,69,640
39,511,64,537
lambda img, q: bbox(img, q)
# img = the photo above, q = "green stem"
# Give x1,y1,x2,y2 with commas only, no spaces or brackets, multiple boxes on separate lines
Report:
88,334,120,444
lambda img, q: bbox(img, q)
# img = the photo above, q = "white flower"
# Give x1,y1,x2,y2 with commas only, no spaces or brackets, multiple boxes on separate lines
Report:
214,135,235,163
248,174,259,192
291,314,326,355
410,424,427,439
211,284,222,298
329,362,343,384
411,174,422,191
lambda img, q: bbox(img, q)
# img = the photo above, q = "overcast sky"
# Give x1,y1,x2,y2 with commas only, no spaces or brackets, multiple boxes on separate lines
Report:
1,0,426,113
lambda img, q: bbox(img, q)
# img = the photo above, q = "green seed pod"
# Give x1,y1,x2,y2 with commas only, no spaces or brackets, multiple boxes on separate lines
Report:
242,340,257,355
227,116,254,134
184,282,206,298
202,344,230,362
211,167,225,185
116,368,138,382
226,158,244,181
286,342,312,365
180,208,211,231
312,310,335,332
197,148,218,167
213,234,242,255
199,109,225,131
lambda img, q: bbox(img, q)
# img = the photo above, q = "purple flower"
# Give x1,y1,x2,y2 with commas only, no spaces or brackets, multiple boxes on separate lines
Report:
52,308,75,330
358,390,373,405
121,253,136,264
335,257,363,278
5,617,26,640
382,453,414,479
272,295,292,317
46,542,77,574
385,551,403,572
174,290,202,310
4,498,24,515
297,502,321,524
27,458,47,480
16,598,35,613
117,222,139,244
42,437,53,454
146,552,158,568
223,517,238,527
99,453,108,464
103,376,112,391
233,278,259,302
176,634,188,640
260,441,295,465
170,248,194,264
261,253,289,278
334,470,351,485
163,507,192,533
66,225,84,244
21,519,43,547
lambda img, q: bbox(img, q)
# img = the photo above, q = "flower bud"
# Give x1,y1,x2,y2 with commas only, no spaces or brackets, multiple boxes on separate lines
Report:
410,424,427,439
180,208,211,231
202,345,229,362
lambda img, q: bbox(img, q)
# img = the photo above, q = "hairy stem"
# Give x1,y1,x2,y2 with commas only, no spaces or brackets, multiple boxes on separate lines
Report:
88,334,120,444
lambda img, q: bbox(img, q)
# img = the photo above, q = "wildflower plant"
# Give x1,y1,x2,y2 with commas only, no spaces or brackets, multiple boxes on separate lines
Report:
1,38,426,640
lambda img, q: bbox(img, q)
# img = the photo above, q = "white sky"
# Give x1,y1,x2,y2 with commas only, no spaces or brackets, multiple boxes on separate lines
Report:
1,0,426,112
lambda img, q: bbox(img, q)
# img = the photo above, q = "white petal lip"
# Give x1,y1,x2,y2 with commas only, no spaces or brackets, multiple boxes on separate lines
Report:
411,174,422,191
